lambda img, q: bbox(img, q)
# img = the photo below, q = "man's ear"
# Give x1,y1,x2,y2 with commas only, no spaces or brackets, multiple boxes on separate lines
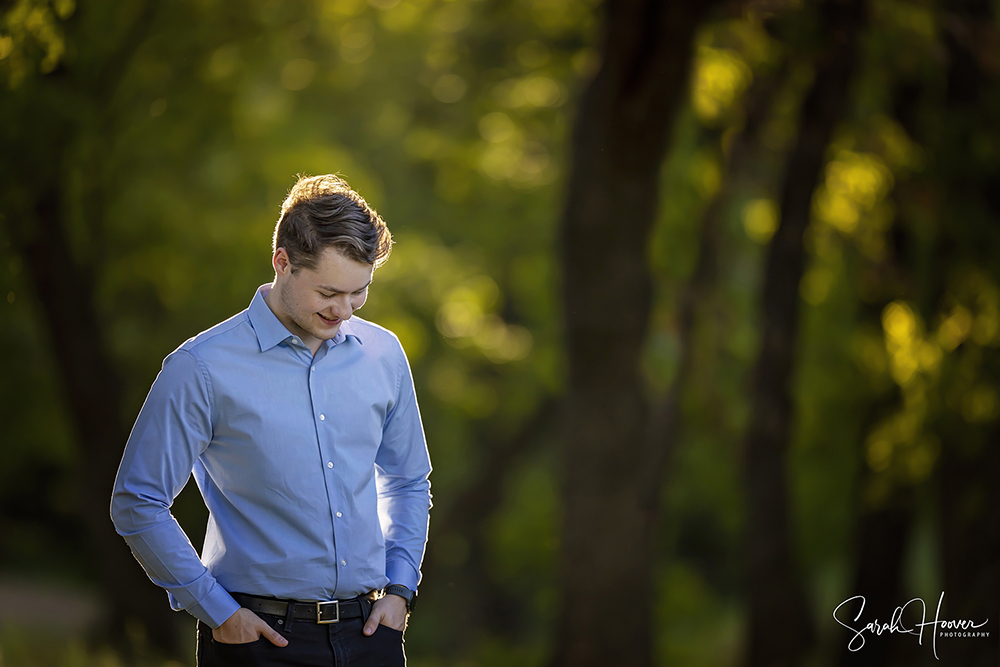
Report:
273,248,291,277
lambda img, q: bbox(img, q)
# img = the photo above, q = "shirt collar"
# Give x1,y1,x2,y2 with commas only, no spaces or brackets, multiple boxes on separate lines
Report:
248,284,363,352
337,317,363,345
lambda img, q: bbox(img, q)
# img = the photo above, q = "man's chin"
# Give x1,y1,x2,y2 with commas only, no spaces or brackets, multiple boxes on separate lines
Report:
314,317,343,336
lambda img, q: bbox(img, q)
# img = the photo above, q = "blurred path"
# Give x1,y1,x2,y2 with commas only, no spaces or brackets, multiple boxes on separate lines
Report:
0,576,103,635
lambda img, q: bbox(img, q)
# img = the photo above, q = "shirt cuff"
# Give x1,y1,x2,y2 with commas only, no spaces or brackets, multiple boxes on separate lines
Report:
179,582,241,628
385,559,420,592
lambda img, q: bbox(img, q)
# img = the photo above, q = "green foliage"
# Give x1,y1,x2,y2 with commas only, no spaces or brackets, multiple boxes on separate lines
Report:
3,0,1000,664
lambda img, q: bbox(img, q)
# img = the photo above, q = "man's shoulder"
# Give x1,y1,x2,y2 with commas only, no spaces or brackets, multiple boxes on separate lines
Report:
173,309,254,360
348,316,402,346
347,316,407,359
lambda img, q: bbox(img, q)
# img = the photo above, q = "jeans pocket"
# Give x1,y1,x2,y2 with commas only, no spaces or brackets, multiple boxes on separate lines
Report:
377,624,405,639
201,634,268,667
214,636,268,648
198,617,281,667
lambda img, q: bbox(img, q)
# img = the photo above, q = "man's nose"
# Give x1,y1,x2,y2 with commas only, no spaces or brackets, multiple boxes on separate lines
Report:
330,296,353,319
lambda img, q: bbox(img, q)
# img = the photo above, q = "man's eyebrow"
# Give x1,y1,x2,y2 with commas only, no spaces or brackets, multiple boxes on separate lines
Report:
317,279,373,293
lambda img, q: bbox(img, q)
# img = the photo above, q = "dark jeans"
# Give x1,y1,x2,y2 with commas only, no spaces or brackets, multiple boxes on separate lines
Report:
197,613,405,667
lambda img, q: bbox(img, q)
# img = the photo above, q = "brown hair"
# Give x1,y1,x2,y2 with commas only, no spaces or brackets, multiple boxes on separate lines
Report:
273,174,392,271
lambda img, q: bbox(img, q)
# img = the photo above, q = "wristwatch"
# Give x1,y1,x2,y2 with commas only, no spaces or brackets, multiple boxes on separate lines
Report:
383,584,417,612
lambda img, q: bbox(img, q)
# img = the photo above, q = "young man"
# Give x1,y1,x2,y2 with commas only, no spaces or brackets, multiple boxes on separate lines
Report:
111,174,431,666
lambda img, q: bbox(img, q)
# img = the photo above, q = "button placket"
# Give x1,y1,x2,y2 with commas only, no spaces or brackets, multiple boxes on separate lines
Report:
304,351,342,587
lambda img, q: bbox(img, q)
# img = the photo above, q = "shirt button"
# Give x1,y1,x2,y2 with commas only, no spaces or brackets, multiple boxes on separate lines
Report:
311,367,316,373
336,511,343,518
327,462,333,468
341,560,347,566
319,414,325,420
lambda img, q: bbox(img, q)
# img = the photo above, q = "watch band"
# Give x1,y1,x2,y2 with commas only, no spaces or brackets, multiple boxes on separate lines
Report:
384,584,417,611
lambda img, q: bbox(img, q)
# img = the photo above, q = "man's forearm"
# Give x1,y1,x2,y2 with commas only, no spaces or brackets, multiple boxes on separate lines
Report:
379,486,431,592
113,505,239,627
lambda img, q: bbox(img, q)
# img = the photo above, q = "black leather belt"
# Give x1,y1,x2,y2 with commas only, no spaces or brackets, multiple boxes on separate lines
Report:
232,591,376,624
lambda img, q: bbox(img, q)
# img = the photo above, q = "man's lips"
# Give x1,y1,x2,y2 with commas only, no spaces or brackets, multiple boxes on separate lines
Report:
318,314,341,326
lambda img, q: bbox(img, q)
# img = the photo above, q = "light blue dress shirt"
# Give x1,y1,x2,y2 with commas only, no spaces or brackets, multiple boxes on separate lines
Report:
111,285,432,628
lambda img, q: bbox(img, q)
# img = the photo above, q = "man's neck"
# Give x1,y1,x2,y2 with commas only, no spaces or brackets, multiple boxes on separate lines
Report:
262,283,323,356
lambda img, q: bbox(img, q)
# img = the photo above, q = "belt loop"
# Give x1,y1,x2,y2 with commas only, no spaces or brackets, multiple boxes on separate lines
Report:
359,593,373,624
283,600,296,633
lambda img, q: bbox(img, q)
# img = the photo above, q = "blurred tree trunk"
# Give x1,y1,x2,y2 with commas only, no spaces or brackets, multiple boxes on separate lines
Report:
742,1,866,666
937,422,1000,666
552,1,719,665
423,397,558,652
0,3,181,657
933,3,1000,664
838,407,917,667
9,188,181,656
838,218,918,667
654,60,788,491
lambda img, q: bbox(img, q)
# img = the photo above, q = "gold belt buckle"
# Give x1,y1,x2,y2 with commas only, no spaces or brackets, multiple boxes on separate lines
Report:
316,599,340,623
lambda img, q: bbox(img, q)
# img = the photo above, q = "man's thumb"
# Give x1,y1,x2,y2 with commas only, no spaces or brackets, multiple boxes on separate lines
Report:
264,625,288,647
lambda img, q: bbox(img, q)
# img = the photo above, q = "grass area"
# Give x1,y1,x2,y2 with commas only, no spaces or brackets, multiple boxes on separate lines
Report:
0,625,193,667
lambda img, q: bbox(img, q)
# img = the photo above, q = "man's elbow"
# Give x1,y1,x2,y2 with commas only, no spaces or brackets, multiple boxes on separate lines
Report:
109,489,132,535
109,487,163,536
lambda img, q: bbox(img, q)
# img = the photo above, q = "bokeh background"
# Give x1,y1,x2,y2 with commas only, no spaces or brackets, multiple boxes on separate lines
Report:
2,0,999,665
